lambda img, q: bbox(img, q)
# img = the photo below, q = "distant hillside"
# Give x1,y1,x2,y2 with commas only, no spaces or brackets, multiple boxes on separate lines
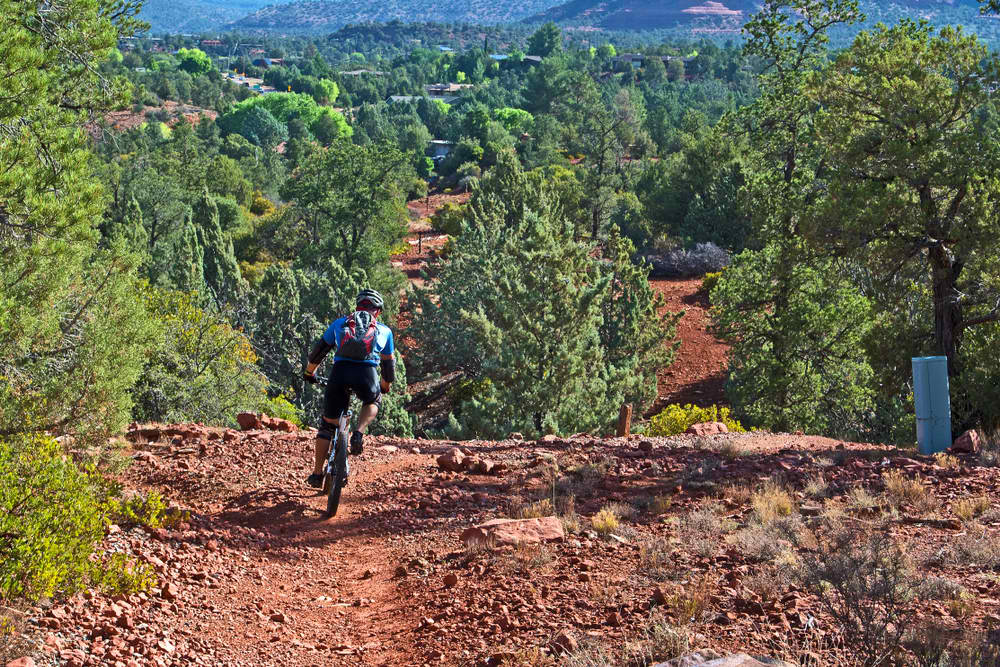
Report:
531,0,997,43
139,0,273,32
228,0,569,33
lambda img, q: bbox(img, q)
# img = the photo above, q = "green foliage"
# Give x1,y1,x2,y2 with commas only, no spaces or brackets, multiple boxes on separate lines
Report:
177,48,211,76
528,22,563,57
219,93,351,145
133,287,268,425
493,107,535,135
262,395,305,428
0,435,156,602
701,271,723,295
281,140,412,274
430,201,467,236
410,152,677,438
0,0,151,445
647,404,745,437
711,241,875,434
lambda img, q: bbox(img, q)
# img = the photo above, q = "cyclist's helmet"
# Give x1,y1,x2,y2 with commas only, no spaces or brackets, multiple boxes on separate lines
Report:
356,288,384,311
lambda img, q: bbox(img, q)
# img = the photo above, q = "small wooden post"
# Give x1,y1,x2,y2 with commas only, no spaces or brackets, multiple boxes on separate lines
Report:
616,403,633,438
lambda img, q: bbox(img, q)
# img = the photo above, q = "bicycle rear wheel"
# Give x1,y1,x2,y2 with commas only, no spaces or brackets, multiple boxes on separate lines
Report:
325,431,348,517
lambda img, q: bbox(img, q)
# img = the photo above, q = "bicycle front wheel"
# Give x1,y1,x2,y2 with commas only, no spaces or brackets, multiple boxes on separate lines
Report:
325,432,348,518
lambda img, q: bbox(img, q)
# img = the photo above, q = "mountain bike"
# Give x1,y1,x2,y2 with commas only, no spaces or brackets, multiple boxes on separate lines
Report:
311,377,352,518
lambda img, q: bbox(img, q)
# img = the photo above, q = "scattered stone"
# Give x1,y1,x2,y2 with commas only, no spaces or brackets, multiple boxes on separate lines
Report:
236,412,261,431
436,447,466,472
160,583,179,601
686,422,729,436
461,517,565,547
549,631,578,656
951,429,981,454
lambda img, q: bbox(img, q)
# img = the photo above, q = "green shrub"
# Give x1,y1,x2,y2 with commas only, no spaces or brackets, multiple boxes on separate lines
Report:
0,435,157,602
648,403,745,436
701,271,723,294
430,201,467,236
262,395,304,428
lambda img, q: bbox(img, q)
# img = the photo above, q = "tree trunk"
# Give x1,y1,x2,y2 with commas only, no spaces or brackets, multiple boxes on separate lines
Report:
928,244,963,375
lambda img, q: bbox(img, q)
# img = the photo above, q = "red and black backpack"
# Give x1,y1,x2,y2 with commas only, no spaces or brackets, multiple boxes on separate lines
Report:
336,310,378,360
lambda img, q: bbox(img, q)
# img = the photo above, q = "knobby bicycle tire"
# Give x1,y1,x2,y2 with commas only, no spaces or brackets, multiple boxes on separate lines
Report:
325,431,349,517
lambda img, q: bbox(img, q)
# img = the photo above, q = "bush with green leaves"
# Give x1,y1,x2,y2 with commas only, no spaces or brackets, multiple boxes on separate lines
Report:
410,151,678,438
0,435,157,601
132,287,269,426
647,404,745,436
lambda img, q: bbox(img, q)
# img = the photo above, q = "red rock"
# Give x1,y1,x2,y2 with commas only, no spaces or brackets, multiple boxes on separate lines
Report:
686,422,729,436
549,631,578,655
443,573,459,588
460,517,565,547
436,447,466,472
160,583,179,601
952,429,981,454
236,412,261,431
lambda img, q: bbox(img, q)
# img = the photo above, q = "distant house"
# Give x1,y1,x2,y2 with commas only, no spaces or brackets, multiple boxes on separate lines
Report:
252,58,282,69
427,140,454,159
424,83,473,103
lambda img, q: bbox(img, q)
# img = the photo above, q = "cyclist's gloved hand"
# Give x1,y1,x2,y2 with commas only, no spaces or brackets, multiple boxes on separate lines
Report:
303,372,319,384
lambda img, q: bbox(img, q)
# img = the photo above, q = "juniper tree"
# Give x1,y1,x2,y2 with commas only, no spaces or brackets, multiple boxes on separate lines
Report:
409,152,678,438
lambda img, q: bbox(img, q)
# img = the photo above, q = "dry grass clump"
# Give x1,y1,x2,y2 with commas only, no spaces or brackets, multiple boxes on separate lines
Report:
751,481,795,524
713,438,748,460
662,575,715,626
511,498,554,519
882,470,932,511
639,537,674,581
804,473,830,499
506,543,554,576
915,576,965,601
561,613,690,666
933,452,961,469
744,566,787,602
720,482,754,505
947,531,1000,569
679,503,729,558
953,496,991,523
846,486,883,514
591,505,622,535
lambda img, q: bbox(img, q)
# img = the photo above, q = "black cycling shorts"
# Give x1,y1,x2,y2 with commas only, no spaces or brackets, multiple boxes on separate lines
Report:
323,361,381,421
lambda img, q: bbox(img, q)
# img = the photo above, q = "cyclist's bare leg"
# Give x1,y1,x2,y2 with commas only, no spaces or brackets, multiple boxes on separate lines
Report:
313,416,335,476
356,403,379,433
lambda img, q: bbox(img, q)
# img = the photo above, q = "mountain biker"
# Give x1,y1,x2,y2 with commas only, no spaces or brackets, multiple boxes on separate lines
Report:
302,288,396,489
